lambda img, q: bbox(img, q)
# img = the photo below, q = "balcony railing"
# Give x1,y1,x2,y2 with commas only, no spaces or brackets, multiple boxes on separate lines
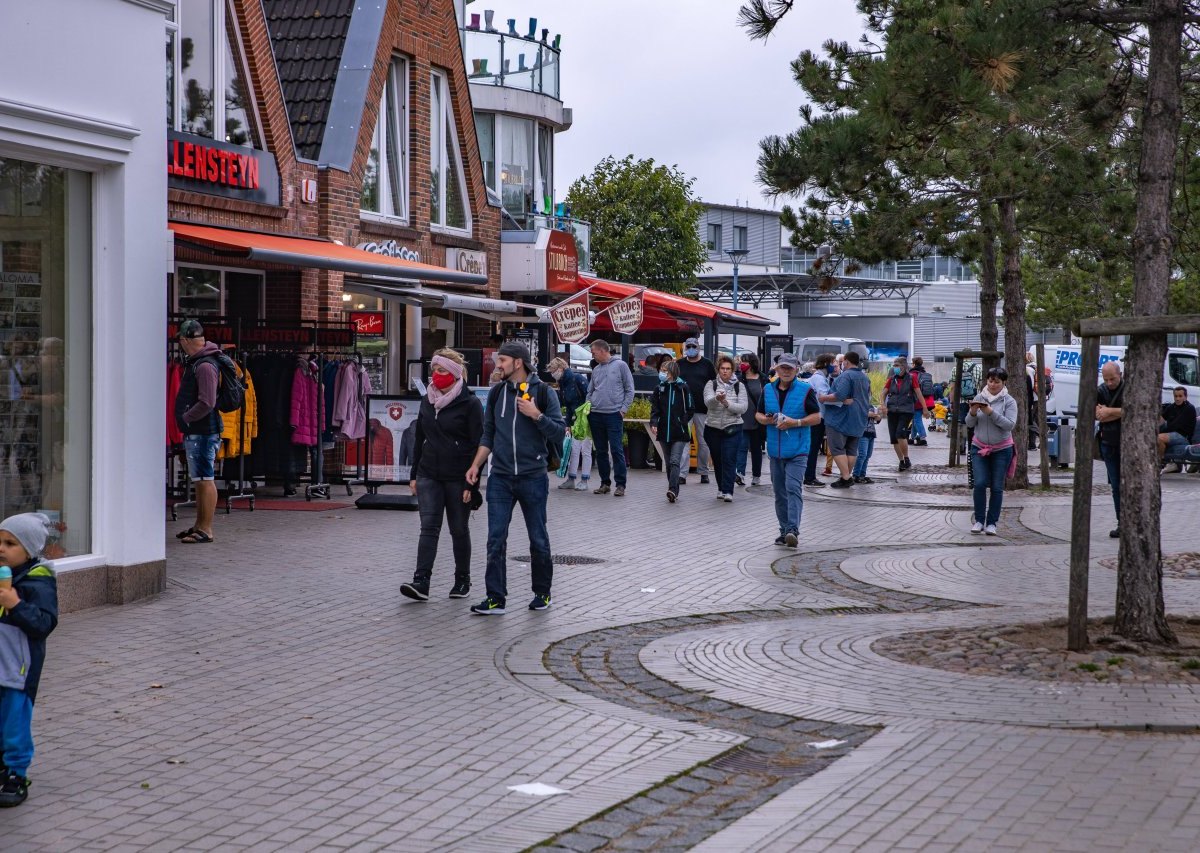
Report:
504,212,591,272
461,26,561,100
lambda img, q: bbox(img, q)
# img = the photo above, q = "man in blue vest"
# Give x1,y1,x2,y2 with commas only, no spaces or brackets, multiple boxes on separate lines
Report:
755,353,822,547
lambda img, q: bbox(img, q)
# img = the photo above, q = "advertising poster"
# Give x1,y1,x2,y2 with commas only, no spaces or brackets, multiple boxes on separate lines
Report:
365,395,421,484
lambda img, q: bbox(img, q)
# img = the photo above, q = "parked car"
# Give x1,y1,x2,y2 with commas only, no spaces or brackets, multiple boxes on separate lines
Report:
553,343,593,376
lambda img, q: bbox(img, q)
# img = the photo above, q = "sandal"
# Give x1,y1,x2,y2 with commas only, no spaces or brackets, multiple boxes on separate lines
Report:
174,527,197,540
179,530,214,544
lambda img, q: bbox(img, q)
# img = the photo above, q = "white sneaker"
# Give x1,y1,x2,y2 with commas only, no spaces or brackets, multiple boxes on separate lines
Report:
970,521,984,534
751,477,760,486
715,493,725,500
985,524,998,536
575,479,589,491
722,493,733,503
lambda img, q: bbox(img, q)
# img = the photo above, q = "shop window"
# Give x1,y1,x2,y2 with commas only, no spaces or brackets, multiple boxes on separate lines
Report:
429,70,471,233
173,266,264,319
361,58,409,222
170,0,262,147
475,112,496,191
707,223,722,252
0,157,93,555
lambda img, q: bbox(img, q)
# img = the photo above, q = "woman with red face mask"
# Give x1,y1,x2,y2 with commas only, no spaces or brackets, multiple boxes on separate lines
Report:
401,348,484,603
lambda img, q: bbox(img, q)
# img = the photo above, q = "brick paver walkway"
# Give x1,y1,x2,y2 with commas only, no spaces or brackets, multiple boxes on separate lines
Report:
5,426,1200,851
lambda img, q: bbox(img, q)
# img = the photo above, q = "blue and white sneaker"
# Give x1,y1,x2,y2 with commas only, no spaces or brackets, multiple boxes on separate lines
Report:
470,596,506,615
529,593,552,611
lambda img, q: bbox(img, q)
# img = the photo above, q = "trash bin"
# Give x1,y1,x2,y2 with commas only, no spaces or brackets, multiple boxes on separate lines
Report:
1049,417,1073,468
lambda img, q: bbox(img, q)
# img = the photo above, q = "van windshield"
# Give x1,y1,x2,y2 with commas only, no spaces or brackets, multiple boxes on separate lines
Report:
1169,353,1199,387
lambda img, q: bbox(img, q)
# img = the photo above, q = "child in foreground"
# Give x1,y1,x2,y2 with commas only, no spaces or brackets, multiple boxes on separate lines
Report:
0,512,59,807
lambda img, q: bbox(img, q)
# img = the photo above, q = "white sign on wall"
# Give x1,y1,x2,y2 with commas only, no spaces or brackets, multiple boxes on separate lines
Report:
446,247,487,278
357,240,422,264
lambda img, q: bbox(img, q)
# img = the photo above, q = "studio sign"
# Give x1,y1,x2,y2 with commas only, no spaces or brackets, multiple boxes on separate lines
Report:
357,240,421,263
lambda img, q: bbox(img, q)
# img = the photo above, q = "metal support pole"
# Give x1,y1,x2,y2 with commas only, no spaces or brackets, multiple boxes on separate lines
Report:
1068,336,1100,651
1036,343,1050,487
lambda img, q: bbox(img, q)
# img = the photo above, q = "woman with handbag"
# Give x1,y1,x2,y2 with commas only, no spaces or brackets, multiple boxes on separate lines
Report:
402,349,483,602
702,355,748,502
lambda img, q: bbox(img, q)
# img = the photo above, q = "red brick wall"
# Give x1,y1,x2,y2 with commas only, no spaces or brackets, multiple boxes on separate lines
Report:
168,0,501,336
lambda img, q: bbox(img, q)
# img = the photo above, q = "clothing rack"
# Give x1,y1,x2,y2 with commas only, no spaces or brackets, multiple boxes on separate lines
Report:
224,342,255,513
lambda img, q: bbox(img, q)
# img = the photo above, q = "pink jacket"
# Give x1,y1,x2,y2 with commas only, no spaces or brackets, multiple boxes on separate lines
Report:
332,361,372,440
290,358,320,446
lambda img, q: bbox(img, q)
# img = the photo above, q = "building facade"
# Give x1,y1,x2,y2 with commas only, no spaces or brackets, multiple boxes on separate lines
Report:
1,0,173,608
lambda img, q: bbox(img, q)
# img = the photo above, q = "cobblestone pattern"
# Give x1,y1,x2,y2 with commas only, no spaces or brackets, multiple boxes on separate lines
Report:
535,612,879,852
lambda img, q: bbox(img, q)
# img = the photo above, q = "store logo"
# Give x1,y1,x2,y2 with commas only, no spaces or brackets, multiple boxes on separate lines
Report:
350,311,385,337
0,272,39,285
168,138,260,189
448,248,487,277
357,240,421,263
387,404,405,421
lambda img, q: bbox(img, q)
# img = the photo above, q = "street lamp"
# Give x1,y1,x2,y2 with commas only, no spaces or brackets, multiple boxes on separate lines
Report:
725,248,749,356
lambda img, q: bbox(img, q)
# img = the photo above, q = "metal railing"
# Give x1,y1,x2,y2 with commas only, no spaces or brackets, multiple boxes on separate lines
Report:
504,212,592,272
462,26,561,100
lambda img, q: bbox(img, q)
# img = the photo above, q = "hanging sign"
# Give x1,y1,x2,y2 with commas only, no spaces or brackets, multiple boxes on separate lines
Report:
548,290,591,344
606,290,644,335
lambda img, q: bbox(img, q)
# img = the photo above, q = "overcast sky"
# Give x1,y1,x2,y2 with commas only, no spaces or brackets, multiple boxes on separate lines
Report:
478,0,866,211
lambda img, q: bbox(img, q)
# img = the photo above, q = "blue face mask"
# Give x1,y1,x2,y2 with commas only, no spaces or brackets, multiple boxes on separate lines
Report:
684,347,698,358
658,371,668,382
893,367,902,376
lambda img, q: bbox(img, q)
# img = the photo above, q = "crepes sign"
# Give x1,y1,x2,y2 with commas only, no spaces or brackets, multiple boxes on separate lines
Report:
607,290,644,335
549,293,590,343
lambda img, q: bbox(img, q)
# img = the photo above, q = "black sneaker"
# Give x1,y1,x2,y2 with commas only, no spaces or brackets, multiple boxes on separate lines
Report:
1109,528,1120,539
678,477,686,486
830,477,853,489
400,581,430,601
529,593,552,611
804,479,826,488
700,475,710,484
470,597,506,615
666,490,677,503
784,532,798,547
774,535,788,546
853,476,874,484
448,580,471,599
735,474,745,486
0,772,29,807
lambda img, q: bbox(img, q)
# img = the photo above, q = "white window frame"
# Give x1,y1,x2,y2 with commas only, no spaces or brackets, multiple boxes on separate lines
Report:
361,57,410,224
429,69,472,235
168,0,264,147
173,264,265,315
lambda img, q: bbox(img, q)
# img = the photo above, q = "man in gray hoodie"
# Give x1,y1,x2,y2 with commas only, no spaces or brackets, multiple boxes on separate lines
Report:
586,340,635,496
466,342,565,614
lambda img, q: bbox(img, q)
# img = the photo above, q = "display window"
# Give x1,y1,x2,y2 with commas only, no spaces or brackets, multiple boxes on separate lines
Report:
0,157,93,555
172,265,264,327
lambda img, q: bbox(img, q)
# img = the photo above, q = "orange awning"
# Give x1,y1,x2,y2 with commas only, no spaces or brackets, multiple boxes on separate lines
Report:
578,275,776,334
169,222,487,287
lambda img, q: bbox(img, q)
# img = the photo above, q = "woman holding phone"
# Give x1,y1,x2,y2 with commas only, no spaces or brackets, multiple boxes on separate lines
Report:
964,367,1018,536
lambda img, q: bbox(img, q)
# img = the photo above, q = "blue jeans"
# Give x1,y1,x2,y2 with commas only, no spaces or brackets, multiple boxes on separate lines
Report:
588,411,627,488
183,433,221,481
769,454,807,536
971,445,1013,526
853,435,875,478
485,473,552,604
912,411,927,440
0,687,34,776
1100,440,1121,521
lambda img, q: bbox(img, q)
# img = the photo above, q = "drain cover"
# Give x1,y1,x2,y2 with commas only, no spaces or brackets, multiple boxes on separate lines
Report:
710,747,815,777
513,554,605,566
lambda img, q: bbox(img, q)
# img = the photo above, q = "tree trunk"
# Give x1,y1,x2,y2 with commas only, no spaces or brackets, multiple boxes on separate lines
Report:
977,204,1000,370
1113,0,1183,644
998,197,1028,490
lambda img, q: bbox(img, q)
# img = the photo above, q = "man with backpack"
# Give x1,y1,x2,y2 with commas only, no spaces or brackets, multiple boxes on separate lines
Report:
173,319,234,544
909,356,935,446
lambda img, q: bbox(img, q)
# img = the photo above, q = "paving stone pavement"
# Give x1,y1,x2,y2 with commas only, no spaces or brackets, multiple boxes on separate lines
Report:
3,438,1199,851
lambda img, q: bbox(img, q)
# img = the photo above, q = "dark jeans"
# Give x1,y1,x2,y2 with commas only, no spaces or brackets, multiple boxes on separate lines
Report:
485,472,552,604
414,477,472,583
660,440,688,495
703,425,740,495
970,445,1013,526
588,411,627,488
1100,440,1121,521
805,422,826,482
736,426,764,478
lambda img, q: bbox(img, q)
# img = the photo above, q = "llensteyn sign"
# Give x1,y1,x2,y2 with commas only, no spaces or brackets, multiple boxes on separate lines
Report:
607,290,644,335
549,292,590,343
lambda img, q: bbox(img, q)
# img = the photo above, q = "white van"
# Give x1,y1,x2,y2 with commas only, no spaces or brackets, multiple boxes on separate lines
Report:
795,337,870,363
1045,344,1200,416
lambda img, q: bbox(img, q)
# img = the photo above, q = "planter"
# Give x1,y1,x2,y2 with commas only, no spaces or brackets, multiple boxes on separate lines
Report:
626,428,651,469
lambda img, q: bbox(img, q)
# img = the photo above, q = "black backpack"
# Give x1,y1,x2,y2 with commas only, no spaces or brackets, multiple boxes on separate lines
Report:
199,353,246,413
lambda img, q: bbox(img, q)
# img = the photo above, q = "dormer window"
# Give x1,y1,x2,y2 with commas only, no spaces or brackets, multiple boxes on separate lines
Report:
429,69,471,234
361,58,410,222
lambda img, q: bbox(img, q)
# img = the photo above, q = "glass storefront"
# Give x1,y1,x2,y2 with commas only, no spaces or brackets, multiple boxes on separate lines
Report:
0,157,92,554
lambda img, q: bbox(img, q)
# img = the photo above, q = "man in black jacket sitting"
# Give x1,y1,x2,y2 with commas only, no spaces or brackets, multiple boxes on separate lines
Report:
1159,387,1197,473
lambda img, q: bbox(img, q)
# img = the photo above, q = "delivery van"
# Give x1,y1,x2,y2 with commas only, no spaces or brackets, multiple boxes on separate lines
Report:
795,337,870,363
1045,344,1200,416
